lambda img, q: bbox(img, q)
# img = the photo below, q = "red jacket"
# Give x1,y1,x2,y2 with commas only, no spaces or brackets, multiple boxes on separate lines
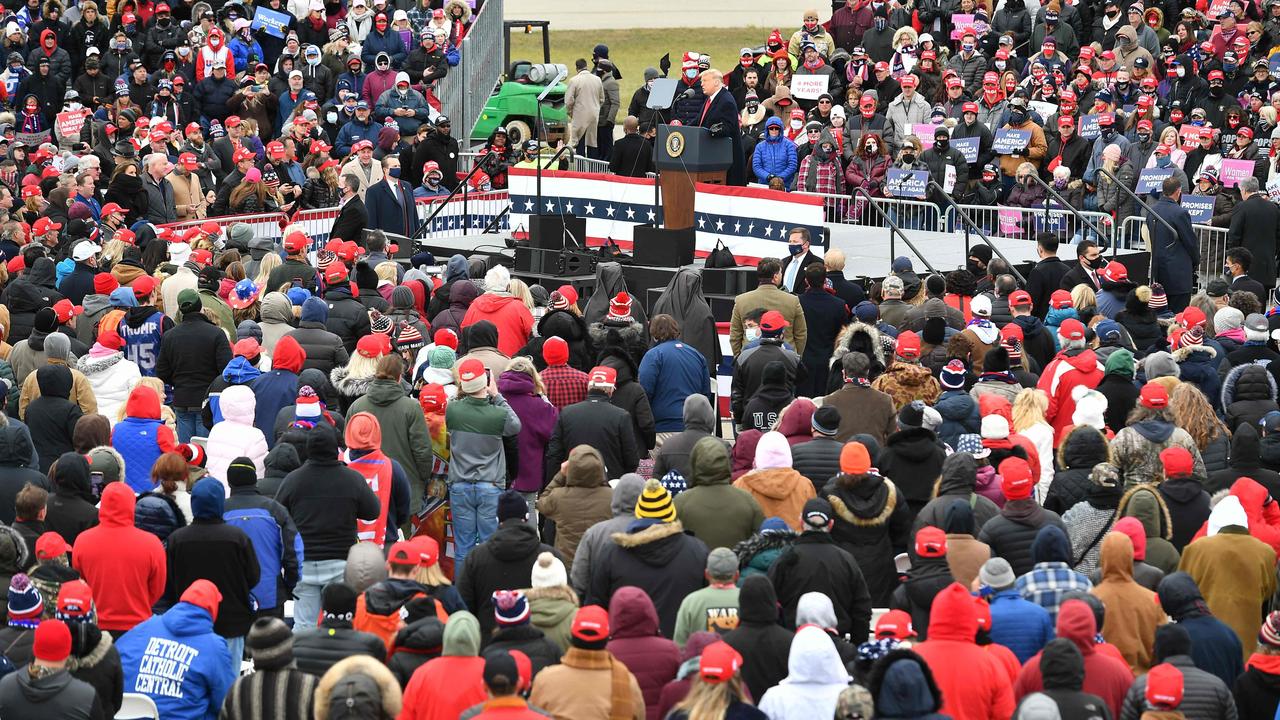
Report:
471,697,547,720
1013,599,1134,717
400,655,486,720
462,294,534,357
71,483,166,632
1037,348,1104,442
1191,477,1280,556
606,587,680,720
913,583,1016,720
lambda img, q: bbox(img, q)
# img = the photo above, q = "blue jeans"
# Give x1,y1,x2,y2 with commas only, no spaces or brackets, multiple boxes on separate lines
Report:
450,482,501,568
175,410,207,444
225,635,244,676
292,558,347,631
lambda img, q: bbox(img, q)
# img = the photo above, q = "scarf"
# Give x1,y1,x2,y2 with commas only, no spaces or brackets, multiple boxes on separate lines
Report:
562,647,634,720
967,317,999,344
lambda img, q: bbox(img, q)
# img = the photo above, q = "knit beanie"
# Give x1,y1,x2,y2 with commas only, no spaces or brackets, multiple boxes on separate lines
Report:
840,442,871,474
1259,611,1280,649
1149,283,1168,311
496,489,527,522
7,573,42,627
1104,348,1135,378
428,345,456,369
493,590,530,626
226,456,258,487
542,336,569,366
179,443,207,468
321,583,357,622
922,316,946,346
607,292,632,321
635,478,677,521
434,328,458,350
296,386,322,420
940,359,967,389
530,551,567,588
1142,351,1180,380
391,285,415,310
1215,306,1245,335
369,310,393,335
247,617,294,671
32,619,71,663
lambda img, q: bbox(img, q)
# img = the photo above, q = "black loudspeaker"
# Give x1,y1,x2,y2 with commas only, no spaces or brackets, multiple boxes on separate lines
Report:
701,267,736,295
633,225,695,267
528,214,586,251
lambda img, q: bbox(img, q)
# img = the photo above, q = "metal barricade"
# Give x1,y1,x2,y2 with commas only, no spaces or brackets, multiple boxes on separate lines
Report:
1195,224,1229,291
797,191,943,231
414,190,511,239
159,212,287,245
944,204,1114,246
435,0,504,142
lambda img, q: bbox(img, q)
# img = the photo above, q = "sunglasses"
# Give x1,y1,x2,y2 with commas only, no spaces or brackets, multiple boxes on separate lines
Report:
819,99,831,104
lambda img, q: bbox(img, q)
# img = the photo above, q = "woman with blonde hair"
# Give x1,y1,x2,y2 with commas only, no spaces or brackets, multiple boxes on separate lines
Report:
508,278,535,311
254,251,282,290
116,377,177,431
1071,283,1097,324
1169,382,1231,474
375,261,399,303
1012,388,1055,499
330,337,388,413
670,643,763,720
98,237,129,271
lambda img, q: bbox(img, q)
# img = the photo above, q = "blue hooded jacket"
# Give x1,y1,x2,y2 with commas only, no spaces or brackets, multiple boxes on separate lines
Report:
751,117,798,188
117,590,235,720
206,357,262,425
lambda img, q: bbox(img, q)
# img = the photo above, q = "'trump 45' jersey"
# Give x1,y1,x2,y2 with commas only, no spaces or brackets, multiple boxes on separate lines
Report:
119,310,168,377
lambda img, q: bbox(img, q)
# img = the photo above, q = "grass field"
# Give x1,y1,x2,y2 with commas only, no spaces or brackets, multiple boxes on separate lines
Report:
508,26,779,107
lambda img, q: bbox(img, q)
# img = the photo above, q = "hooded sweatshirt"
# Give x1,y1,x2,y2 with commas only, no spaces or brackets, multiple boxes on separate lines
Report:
400,611,487,720
722,575,795,702
757,626,853,720
912,583,1016,720
1155,571,1243,688
1014,599,1134,717
733,431,815,530
569,474,644,595
1091,532,1164,674
112,385,179,493
606,587,680,720
72,483,167,631
673,436,764,551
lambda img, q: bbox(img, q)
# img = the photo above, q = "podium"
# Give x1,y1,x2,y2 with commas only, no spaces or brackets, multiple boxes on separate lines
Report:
655,124,733,231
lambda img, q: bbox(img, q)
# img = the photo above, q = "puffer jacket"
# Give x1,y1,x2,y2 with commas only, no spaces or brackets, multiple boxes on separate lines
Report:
537,445,613,568
76,350,141,426
934,389,981,450
733,434,816,531
1174,344,1222,413
132,491,188,543
979,499,1069,577
1155,572,1243,690
387,611,445,688
293,616,388,677
1115,485,1180,575
1117,654,1237,720
532,309,594,372
1110,417,1205,488
1209,423,1280,496
673,436,764,551
913,452,1002,533
823,471,911,606
481,622,563,680
986,588,1055,664
752,117,799,187
605,587,680,720
1044,426,1110,515
204,385,268,490
1223,363,1279,433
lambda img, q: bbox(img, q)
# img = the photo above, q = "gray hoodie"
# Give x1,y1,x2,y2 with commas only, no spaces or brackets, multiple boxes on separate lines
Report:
569,473,644,595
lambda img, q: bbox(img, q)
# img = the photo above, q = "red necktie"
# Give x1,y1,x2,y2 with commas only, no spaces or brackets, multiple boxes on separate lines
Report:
700,96,713,125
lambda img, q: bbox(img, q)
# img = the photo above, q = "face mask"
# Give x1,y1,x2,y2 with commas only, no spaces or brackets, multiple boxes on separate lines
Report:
388,167,400,178
1225,264,1234,274
865,141,877,152
308,54,320,66
903,152,916,163
1137,131,1151,142
1088,256,1105,269
963,43,974,53
966,259,985,274
745,327,761,342
684,68,697,80
1171,110,1184,123
1225,62,1238,72
1010,110,1027,125
1106,9,1118,17
788,243,803,255
326,110,337,123
994,60,1007,71
935,138,949,151
1210,84,1225,96
1156,154,1171,167
804,20,818,31
874,17,886,30
1101,127,1115,140
790,119,802,129
1053,177,1067,189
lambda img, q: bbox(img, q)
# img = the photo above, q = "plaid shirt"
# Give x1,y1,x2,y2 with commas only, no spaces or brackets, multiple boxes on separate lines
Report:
1015,562,1093,621
542,364,588,409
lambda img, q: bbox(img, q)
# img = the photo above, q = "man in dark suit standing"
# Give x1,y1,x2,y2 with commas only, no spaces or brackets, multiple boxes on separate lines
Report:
365,156,421,238
1027,232,1071,318
1225,247,1269,303
696,68,746,186
1059,238,1103,293
608,115,655,177
329,173,368,243
780,227,824,293
1228,176,1280,291
1149,176,1201,313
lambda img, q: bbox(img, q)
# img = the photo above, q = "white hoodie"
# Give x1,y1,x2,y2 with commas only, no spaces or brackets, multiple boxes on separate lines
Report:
757,626,852,720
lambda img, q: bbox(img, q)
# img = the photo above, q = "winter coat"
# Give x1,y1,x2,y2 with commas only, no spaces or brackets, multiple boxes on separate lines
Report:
934,389,981,450
112,385,179,493
569,477,644,596
913,583,1017,720
757,625,852,720
752,118,799,187
457,520,558,637
821,382,897,447
156,313,233,409
499,371,557,494
387,613,445,687
872,361,941,411
293,616,387,678
890,554,956,643
980,498,1068,577
44,449,98,547
733,445,815,533
204,385,268,490
652,396,722,484
1111,418,1205,488
1156,571,1243,690
538,445,612,568
638,338,711,432
789,436,843,494
1118,653,1237,720
72,483,166,633
1038,347,1105,439
76,351,140,425
321,284,372,353
673,436,764,551
1180,504,1279,663
0,665,101,720
528,645,645,720
526,584,577,654
462,293,534,357
605,587,680,720
877,426,947,512
1014,600,1134,718
481,623,563,681
546,389,640,487
1209,423,1280,496
285,322,349,376
1092,532,1165,674
274,426,381,562
2,258,62,344
116,590,236,720
867,648,948,720
1222,363,1279,434
722,575,794,702
768,530,872,639
349,378,434,492
914,453,1002,534
824,470,911,606
1044,427,1110,515
1233,652,1280,719
65,625,124,719
586,520,709,639
24,365,82,472
533,309,594,373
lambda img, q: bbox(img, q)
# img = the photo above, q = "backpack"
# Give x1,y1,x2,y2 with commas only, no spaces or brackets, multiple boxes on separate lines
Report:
325,673,385,720
353,589,448,653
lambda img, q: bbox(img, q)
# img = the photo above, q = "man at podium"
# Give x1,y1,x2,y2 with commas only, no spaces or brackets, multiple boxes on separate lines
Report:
696,69,747,186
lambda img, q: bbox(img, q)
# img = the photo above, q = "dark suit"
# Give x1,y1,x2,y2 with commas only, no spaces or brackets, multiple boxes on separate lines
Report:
1228,193,1280,288
365,178,421,238
1149,195,1200,310
780,250,824,293
329,195,368,243
1027,256,1071,318
609,133,655,178
697,87,747,186
1059,262,1099,292
1230,274,1269,304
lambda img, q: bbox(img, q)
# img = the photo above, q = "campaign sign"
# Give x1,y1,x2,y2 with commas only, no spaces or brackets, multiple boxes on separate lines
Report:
1181,194,1215,223
950,14,975,40
55,109,89,141
1030,100,1057,122
1077,114,1100,140
1179,124,1204,151
998,208,1023,235
951,136,979,163
992,128,1031,155
15,131,48,146
1219,158,1255,188
913,123,941,149
1136,167,1175,194
790,74,830,100
1033,202,1070,232
885,169,928,199
251,6,291,38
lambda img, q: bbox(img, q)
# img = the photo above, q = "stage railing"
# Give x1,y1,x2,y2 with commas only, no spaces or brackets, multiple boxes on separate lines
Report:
795,191,945,231
945,204,1115,246
1116,214,1230,292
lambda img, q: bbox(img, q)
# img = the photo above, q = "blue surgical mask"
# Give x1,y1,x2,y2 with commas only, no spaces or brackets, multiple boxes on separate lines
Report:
684,68,698,79
963,43,975,52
